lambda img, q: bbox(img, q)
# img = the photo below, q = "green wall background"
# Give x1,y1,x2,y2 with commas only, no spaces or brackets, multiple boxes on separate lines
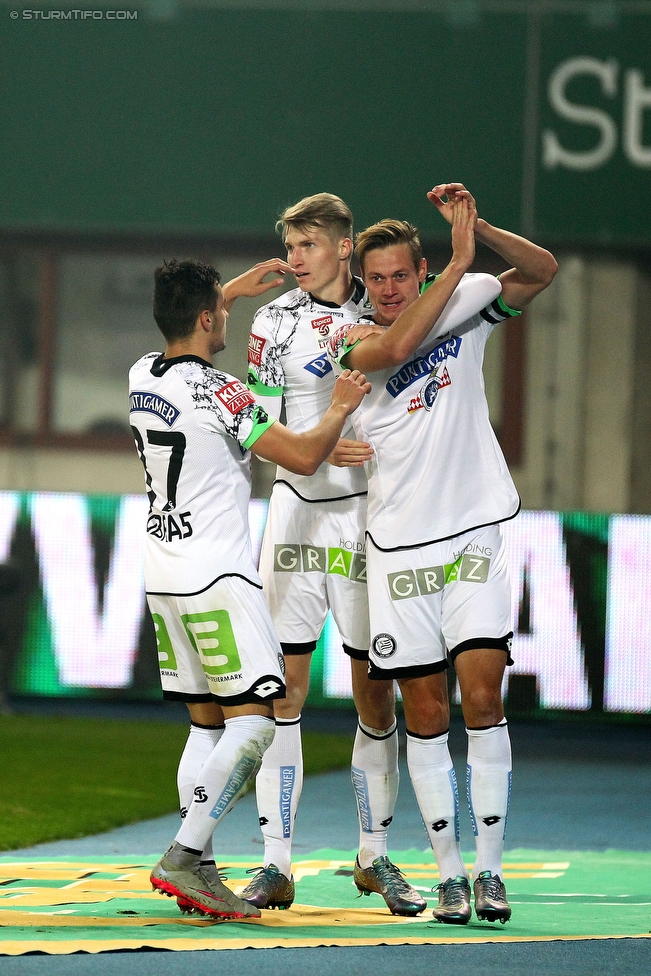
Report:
2,2,650,244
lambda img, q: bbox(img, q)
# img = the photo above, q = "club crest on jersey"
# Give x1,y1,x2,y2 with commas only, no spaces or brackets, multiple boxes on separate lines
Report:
311,314,333,336
407,365,451,413
304,355,333,378
129,391,180,427
386,334,462,398
248,333,266,367
216,380,255,414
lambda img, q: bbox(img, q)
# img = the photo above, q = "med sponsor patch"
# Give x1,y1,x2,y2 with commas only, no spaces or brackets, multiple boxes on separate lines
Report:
215,380,255,414
248,333,266,366
386,335,462,398
304,355,333,378
311,314,333,335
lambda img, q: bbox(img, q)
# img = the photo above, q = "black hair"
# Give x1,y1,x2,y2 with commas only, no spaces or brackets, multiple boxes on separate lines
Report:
152,259,221,341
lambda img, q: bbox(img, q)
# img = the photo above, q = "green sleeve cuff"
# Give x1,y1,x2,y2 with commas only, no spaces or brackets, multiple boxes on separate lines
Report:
338,338,361,366
495,289,522,317
242,410,275,451
246,374,283,397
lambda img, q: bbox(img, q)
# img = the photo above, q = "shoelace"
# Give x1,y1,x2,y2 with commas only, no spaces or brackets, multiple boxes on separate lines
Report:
374,861,414,894
476,874,505,898
434,877,469,903
245,865,278,880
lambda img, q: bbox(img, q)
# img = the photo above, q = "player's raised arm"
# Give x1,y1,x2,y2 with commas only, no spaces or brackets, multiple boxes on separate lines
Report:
251,370,371,475
428,182,558,310
222,258,294,311
340,196,478,373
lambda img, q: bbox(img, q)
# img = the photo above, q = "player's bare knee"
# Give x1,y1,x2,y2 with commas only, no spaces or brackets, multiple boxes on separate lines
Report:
354,679,395,729
461,684,504,727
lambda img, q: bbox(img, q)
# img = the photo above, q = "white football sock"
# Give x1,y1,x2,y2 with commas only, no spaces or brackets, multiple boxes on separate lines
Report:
406,730,467,883
351,719,399,869
254,716,303,879
176,722,224,862
466,720,512,880
175,714,275,854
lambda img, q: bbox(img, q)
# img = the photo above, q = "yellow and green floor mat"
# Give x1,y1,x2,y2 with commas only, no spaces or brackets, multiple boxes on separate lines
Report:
0,848,649,955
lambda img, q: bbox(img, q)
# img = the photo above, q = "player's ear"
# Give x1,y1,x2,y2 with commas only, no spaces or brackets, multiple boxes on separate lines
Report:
418,258,427,283
340,238,353,261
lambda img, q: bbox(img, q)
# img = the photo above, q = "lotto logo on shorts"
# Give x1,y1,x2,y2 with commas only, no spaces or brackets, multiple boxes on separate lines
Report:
248,333,266,366
273,544,366,582
388,554,491,601
215,380,255,414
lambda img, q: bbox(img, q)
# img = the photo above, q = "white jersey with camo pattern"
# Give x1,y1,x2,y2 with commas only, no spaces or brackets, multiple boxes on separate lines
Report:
129,352,274,595
328,273,522,551
247,279,373,501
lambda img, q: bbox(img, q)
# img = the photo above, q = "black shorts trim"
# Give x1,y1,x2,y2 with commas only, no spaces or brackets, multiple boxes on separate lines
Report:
450,632,514,666
343,644,369,662
147,573,263,598
368,659,449,681
163,677,286,707
365,501,521,552
281,640,317,656
272,479,367,504
163,691,213,703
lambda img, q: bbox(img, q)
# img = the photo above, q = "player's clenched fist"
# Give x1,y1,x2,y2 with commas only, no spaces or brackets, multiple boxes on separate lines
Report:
331,368,372,413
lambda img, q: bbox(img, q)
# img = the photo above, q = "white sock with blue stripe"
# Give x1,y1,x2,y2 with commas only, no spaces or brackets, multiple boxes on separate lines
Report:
254,716,303,879
407,730,468,883
175,714,275,855
466,719,512,880
352,719,399,869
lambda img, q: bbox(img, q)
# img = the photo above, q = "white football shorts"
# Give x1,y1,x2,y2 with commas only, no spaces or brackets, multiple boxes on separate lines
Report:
367,523,513,679
148,575,286,705
259,482,370,652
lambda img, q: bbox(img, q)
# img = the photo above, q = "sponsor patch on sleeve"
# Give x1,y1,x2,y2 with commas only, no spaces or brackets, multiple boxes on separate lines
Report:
248,333,266,366
216,380,255,414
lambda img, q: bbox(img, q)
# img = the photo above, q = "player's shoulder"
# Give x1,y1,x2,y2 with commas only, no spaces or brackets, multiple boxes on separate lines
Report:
129,351,161,376
255,285,310,317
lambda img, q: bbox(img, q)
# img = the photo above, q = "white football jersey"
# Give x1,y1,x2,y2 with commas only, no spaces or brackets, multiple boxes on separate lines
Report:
329,273,521,550
247,278,373,501
129,352,274,594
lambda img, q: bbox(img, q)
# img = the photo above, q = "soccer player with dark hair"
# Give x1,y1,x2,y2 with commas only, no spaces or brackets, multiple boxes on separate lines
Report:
129,258,370,920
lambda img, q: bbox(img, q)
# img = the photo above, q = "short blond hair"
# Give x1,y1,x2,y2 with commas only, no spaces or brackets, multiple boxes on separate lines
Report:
276,192,353,243
355,219,423,273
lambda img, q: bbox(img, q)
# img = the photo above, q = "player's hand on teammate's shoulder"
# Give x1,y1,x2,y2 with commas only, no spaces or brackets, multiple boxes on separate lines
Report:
344,323,385,346
331,369,372,414
222,258,295,307
327,437,374,468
